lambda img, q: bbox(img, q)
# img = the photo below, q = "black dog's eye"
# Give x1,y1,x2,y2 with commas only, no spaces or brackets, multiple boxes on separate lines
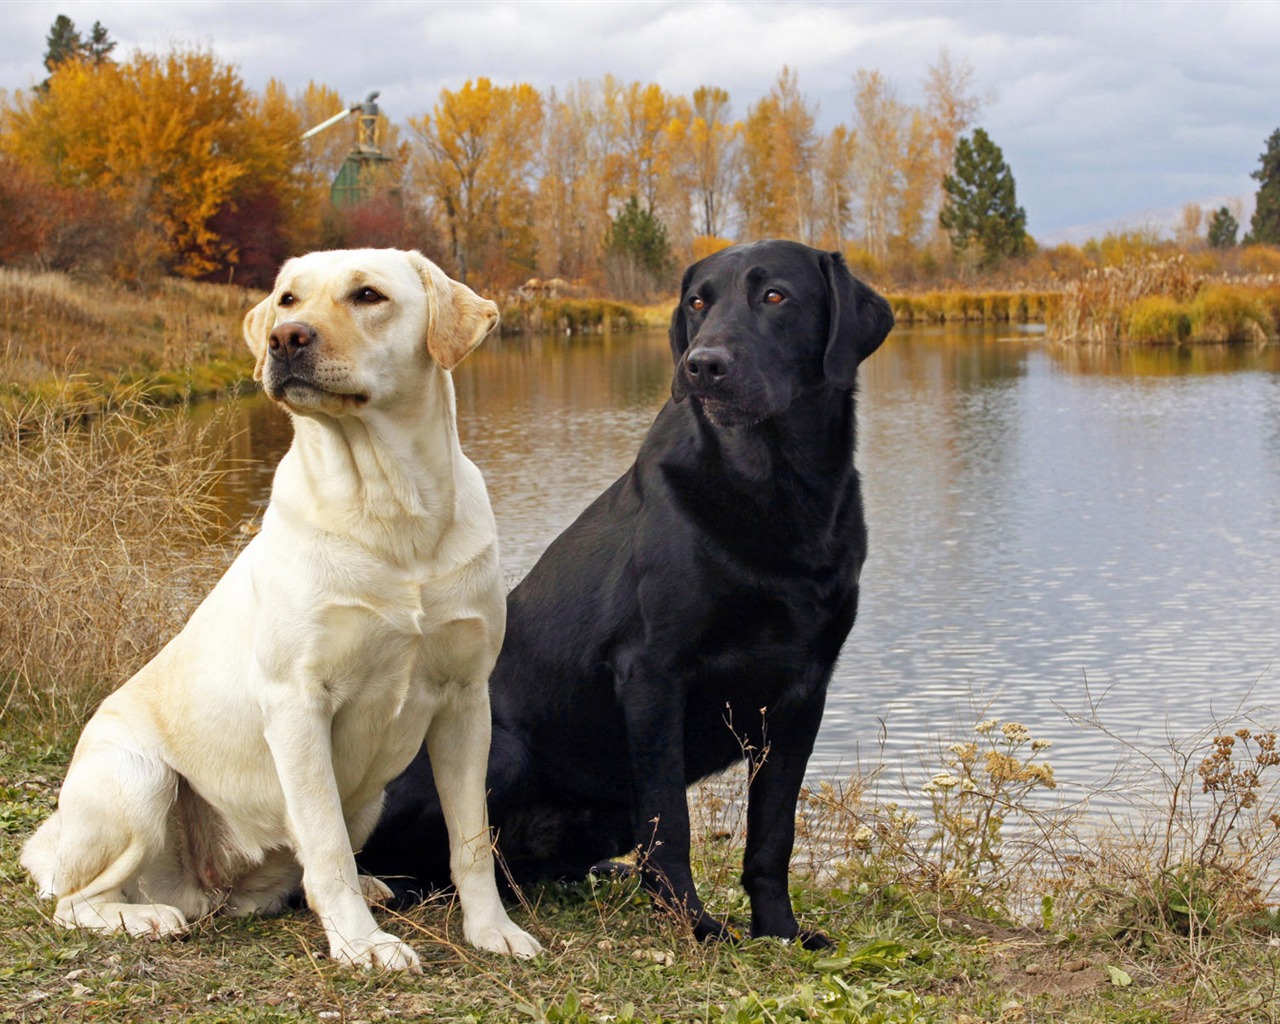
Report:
763,289,785,305
353,286,387,304
689,295,705,312
278,292,295,307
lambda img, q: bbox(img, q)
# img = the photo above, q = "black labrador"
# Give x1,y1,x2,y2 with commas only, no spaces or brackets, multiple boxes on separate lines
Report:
360,239,893,948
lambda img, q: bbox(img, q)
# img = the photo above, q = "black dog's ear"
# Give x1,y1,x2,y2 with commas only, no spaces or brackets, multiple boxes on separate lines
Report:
668,259,702,402
821,251,894,389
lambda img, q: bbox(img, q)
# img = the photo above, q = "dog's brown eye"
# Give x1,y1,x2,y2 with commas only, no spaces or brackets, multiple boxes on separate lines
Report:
279,292,295,307
764,289,785,305
689,295,705,311
354,286,387,304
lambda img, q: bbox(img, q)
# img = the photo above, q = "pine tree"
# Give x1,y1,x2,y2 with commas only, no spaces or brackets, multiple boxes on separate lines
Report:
1207,206,1239,248
42,14,82,79
40,14,114,90
1247,128,1280,245
85,21,116,64
939,127,1026,269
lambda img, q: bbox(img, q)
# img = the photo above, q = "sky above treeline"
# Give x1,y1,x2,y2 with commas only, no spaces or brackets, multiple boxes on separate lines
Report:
2,0,1275,244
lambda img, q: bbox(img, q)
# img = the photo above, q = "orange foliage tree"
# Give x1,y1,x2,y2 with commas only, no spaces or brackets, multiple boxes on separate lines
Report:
1,47,303,284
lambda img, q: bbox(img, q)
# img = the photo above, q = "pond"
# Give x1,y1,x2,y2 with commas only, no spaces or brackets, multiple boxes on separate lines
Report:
198,325,1280,811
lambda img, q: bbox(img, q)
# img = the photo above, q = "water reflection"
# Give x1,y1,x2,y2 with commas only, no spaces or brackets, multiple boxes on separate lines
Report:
196,326,1280,809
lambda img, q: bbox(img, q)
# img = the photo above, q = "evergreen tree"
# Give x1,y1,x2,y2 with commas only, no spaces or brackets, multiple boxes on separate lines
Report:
40,15,114,90
85,21,117,64
607,195,672,277
1247,128,1280,245
1207,206,1238,248
42,14,82,76
939,127,1027,269
604,195,673,301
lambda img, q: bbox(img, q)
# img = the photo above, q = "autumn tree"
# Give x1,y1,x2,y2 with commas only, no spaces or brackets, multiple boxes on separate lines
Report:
923,48,982,239
1176,202,1204,248
534,82,610,284
738,67,818,243
815,125,855,250
848,70,906,263
939,127,1027,270
1247,128,1280,245
411,78,543,285
3,46,303,284
685,85,740,241
1207,206,1239,248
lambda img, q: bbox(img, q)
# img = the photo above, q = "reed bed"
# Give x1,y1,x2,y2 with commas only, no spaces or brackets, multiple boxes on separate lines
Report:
1047,256,1280,344
886,289,1059,325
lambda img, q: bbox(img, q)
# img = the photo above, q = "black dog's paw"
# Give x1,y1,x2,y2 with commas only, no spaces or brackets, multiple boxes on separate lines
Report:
795,928,834,950
692,912,745,943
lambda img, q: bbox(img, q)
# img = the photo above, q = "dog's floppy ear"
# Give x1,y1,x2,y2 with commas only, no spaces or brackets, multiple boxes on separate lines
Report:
410,251,500,370
242,294,274,382
668,258,702,401
821,251,894,389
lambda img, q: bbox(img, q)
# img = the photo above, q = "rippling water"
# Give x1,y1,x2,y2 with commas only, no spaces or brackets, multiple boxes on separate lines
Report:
200,325,1280,810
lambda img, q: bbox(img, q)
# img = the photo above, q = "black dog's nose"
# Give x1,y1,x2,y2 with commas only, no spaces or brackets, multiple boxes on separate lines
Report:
684,346,733,389
268,321,316,360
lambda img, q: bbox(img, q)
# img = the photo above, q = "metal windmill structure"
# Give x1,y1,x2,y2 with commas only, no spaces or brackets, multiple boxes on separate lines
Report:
301,90,393,207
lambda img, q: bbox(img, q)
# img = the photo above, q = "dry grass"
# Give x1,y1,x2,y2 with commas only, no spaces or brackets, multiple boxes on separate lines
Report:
0,373,237,742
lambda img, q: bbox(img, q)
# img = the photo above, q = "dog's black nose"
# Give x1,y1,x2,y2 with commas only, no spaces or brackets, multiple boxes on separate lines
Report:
269,322,316,360
684,346,733,390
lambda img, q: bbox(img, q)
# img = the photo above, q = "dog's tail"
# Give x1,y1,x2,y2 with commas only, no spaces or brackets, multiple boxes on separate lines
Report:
21,813,62,897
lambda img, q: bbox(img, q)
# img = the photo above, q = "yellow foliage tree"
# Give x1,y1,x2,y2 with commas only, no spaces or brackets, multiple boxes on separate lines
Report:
411,77,543,285
737,68,818,243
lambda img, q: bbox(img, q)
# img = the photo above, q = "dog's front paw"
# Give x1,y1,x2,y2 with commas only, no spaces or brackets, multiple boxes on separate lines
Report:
465,917,542,958
692,911,743,943
330,931,422,973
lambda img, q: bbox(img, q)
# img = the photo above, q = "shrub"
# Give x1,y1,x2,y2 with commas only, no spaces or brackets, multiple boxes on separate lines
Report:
1190,285,1274,342
1127,295,1192,343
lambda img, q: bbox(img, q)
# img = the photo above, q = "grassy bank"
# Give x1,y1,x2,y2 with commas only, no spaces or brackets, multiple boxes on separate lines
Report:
2,373,1279,1022
1,267,258,408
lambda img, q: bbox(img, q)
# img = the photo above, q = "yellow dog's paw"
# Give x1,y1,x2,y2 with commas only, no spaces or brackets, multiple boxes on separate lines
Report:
330,931,421,973
466,918,542,958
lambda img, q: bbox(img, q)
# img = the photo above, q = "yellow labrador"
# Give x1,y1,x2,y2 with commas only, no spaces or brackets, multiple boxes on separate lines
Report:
22,248,541,970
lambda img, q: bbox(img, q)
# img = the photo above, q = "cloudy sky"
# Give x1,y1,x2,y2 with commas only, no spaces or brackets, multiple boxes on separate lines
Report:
2,0,1274,242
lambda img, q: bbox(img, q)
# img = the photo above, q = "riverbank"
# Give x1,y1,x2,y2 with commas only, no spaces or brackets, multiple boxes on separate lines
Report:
2,384,1278,1022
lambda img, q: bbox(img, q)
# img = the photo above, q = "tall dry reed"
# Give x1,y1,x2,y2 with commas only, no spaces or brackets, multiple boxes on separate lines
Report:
0,376,237,742
1048,256,1201,343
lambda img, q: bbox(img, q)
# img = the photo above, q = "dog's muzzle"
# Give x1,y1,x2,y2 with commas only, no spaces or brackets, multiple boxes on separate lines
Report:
674,344,734,400
269,321,317,365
